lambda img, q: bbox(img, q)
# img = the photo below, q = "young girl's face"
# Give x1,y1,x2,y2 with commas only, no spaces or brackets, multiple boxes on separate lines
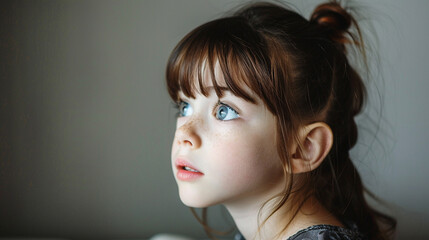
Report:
171,70,285,208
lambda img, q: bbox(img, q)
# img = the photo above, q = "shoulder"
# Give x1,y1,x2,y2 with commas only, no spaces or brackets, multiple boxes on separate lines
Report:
287,224,367,240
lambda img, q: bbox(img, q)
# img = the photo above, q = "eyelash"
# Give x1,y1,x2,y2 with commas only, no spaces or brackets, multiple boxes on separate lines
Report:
173,100,186,118
172,100,180,114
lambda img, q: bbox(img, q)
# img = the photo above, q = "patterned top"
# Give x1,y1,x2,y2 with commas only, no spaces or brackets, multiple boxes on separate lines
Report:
287,224,367,240
234,224,367,240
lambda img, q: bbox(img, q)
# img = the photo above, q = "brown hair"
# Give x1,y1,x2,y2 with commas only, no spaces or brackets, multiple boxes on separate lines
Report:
166,1,396,239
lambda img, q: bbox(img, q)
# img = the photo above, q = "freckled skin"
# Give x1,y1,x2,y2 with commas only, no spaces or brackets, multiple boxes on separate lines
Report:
171,88,285,208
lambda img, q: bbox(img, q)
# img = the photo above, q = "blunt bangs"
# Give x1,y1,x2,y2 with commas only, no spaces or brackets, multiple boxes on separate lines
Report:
166,16,273,104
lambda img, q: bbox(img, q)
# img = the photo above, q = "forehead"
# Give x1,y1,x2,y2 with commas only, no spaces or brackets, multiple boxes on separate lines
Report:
178,55,257,103
201,60,226,86
199,61,257,98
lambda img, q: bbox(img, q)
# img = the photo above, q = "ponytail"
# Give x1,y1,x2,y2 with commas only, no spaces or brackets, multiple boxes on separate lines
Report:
309,2,396,239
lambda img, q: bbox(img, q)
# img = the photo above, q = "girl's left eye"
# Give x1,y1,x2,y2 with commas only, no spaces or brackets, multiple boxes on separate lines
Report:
215,103,239,121
178,101,193,117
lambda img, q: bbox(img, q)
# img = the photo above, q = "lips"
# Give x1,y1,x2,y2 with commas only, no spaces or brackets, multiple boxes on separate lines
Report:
175,158,204,181
175,158,202,172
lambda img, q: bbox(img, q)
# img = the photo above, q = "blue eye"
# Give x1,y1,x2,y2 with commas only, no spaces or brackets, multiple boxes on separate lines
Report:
216,103,239,121
178,101,193,117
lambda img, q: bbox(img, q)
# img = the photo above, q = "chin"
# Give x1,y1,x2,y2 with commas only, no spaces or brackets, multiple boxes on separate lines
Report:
178,189,222,208
179,194,212,208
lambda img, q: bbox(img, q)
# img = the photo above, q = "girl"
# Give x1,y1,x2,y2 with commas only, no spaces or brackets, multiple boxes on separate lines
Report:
166,1,396,239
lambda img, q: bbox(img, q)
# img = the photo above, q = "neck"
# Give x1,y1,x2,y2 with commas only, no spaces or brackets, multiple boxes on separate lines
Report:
224,195,284,240
224,195,343,240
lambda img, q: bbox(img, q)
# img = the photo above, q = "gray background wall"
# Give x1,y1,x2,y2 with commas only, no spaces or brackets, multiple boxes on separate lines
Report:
0,0,428,239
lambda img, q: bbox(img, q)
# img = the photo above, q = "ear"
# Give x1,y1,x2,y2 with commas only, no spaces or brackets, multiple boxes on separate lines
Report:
291,122,333,174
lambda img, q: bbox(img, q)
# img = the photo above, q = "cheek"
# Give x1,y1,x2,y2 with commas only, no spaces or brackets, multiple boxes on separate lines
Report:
209,129,282,184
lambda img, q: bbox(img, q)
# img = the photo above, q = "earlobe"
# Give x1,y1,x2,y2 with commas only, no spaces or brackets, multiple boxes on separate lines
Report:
291,122,333,174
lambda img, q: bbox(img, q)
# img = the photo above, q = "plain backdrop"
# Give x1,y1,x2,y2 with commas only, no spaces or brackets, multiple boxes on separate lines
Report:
1,0,428,239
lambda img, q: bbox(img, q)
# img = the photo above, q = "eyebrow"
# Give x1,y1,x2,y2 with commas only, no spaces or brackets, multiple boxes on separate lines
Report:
205,86,229,91
204,86,231,96
205,85,258,104
184,83,256,103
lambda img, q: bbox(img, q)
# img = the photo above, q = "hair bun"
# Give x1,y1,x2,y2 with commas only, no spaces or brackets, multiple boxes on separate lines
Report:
310,2,352,38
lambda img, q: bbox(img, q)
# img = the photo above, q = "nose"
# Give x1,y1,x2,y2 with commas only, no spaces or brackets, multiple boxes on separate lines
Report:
174,118,202,149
